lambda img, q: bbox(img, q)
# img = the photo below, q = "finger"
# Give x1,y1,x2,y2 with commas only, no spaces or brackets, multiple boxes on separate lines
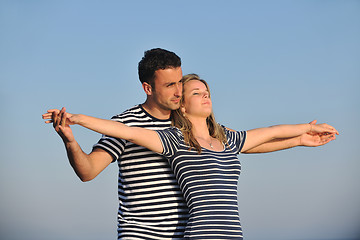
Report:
325,127,338,135
319,123,334,131
60,111,67,128
320,134,336,143
320,123,339,135
309,120,317,125
322,137,335,145
59,107,66,114
44,120,53,124
47,109,60,114
332,127,339,135
42,113,52,119
315,125,338,134
58,107,66,120
52,112,60,129
42,112,55,117
48,109,61,128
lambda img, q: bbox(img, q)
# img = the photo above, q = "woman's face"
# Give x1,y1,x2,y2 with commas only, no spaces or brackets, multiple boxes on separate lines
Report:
181,80,212,119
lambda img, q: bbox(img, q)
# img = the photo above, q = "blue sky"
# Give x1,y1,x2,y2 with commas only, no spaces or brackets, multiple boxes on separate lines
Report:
0,1,359,240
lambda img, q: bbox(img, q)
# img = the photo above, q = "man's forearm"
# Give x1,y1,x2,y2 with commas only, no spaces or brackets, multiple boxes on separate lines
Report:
64,140,95,182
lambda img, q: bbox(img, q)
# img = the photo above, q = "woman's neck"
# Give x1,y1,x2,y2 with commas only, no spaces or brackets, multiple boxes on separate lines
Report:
189,116,210,138
189,116,224,151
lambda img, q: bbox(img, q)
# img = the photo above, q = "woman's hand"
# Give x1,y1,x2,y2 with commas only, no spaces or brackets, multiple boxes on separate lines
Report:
42,107,77,143
308,121,339,136
300,120,339,147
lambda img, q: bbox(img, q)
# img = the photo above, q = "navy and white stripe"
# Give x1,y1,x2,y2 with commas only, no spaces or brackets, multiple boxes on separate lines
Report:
157,127,246,240
93,105,189,240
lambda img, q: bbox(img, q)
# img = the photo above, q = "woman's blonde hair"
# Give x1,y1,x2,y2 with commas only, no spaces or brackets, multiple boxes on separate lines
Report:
171,73,228,153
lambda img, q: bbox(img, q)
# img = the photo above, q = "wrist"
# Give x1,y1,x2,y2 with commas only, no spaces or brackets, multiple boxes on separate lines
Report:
71,114,83,125
64,139,79,150
308,123,313,132
298,135,305,146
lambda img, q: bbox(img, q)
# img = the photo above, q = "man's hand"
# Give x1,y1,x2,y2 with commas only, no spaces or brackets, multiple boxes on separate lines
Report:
42,107,75,143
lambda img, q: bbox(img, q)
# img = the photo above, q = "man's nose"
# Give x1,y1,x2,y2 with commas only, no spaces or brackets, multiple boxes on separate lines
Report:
175,83,182,96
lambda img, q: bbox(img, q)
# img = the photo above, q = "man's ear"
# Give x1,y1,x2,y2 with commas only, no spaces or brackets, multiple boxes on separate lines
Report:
142,82,152,96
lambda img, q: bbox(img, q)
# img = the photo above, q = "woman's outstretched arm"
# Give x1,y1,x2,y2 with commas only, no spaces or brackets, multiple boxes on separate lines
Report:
241,122,339,153
44,107,164,154
242,120,337,153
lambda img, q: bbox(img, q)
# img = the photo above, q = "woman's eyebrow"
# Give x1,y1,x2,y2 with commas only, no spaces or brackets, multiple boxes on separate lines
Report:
190,87,208,92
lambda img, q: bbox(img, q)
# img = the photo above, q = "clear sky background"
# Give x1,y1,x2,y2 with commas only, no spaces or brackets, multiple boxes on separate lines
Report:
1,1,359,240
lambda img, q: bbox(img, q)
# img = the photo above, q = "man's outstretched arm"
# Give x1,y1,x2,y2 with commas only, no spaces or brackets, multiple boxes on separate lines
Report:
43,108,112,182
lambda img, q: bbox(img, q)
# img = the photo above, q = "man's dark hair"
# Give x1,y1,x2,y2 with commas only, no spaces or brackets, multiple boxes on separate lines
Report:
138,48,181,86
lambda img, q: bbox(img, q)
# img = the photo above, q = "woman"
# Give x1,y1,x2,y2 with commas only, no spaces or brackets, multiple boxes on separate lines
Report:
43,74,338,239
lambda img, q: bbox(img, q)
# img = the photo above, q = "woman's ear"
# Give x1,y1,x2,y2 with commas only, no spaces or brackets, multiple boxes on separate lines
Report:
142,82,152,96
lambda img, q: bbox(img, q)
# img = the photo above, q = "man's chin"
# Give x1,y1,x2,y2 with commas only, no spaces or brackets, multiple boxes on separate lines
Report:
167,103,181,111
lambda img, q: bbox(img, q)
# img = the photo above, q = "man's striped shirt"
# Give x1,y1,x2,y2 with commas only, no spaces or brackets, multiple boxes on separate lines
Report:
156,127,246,239
93,105,189,240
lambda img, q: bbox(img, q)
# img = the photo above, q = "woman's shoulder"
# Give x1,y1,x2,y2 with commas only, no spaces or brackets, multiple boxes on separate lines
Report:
159,126,184,137
220,125,235,137
221,125,246,141
168,126,183,136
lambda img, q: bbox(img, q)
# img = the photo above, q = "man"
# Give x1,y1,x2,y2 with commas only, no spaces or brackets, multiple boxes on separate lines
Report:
48,48,189,239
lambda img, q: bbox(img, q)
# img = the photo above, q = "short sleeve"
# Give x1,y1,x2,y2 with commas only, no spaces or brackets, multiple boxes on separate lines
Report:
156,127,182,158
224,127,247,154
92,118,127,162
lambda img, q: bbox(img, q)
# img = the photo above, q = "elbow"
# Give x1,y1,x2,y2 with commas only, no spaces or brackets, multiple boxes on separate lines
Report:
77,173,96,182
79,176,94,182
80,177,93,182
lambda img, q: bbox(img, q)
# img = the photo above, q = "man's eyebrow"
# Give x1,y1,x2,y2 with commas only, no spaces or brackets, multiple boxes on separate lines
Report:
165,79,182,86
164,81,176,85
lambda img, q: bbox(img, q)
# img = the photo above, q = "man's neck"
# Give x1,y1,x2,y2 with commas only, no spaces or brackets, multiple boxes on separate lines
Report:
141,101,171,120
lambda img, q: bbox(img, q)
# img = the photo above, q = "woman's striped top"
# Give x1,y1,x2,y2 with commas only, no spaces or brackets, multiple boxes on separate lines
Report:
93,105,189,240
156,127,246,240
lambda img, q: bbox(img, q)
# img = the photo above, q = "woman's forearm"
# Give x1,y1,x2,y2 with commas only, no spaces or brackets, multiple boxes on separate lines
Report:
242,123,337,153
268,124,311,139
73,114,163,153
75,114,133,140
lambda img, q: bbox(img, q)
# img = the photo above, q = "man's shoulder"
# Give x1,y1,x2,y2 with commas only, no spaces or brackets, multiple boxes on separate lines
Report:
110,104,171,128
111,104,143,119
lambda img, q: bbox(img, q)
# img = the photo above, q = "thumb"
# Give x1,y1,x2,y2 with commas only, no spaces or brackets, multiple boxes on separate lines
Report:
309,119,317,125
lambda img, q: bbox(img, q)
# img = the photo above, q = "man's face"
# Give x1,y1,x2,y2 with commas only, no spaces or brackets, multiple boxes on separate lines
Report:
151,67,183,111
